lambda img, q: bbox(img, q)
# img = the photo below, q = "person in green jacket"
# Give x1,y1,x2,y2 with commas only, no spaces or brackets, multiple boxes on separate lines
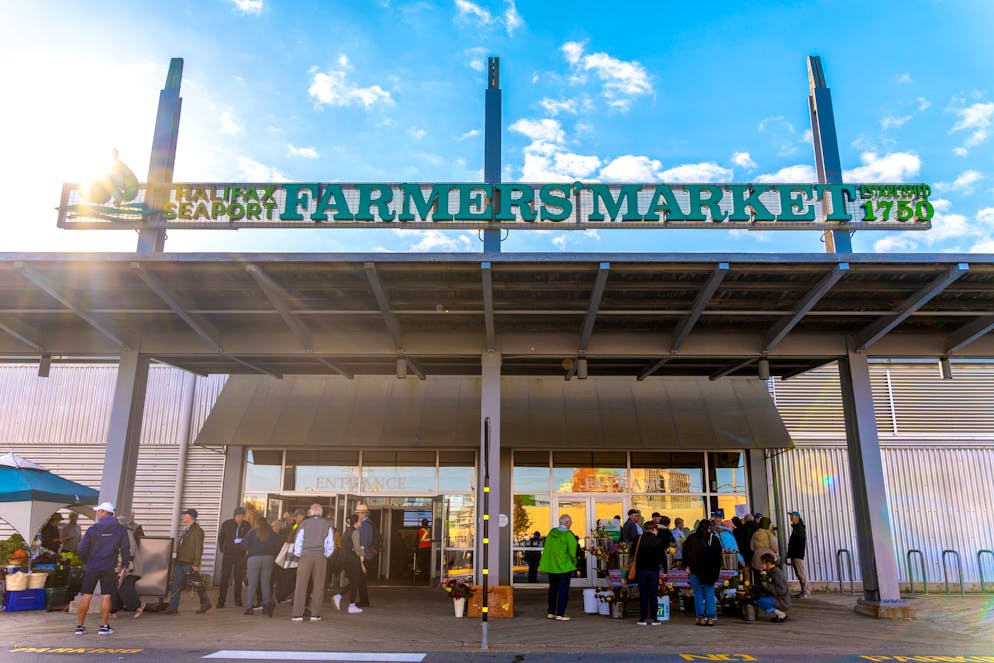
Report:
538,514,578,621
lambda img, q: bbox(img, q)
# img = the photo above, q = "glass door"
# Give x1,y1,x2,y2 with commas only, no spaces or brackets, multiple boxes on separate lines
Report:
553,496,624,587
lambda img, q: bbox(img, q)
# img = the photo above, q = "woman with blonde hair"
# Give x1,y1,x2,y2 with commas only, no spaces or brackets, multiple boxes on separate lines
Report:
749,517,779,571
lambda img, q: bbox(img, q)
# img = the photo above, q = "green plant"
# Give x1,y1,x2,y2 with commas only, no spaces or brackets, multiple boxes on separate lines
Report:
60,551,83,568
0,534,27,565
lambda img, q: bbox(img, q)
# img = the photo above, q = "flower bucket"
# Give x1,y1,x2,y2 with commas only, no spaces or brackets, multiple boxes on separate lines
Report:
609,601,625,619
597,591,611,615
656,595,670,621
582,588,598,614
742,603,756,621
617,553,630,570
453,597,466,618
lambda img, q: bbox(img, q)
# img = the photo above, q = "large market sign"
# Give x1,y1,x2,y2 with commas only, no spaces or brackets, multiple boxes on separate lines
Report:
58,181,933,231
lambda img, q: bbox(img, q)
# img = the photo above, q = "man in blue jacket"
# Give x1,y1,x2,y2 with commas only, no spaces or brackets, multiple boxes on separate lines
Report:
75,502,130,636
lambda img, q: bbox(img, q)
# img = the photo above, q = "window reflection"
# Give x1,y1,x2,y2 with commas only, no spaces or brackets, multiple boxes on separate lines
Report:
708,452,746,493
630,452,704,493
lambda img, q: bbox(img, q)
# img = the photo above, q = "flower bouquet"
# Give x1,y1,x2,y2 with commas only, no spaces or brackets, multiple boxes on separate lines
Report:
440,576,474,600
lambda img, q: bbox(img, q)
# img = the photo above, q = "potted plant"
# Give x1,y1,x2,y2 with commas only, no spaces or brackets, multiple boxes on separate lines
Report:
601,588,625,619
440,576,474,617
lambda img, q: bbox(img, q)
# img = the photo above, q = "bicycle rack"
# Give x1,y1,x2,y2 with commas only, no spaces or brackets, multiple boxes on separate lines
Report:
835,549,855,595
941,550,964,595
978,550,994,594
906,549,927,594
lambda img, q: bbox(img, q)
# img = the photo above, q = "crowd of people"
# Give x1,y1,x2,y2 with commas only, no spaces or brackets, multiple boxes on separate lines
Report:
61,500,382,636
537,507,809,626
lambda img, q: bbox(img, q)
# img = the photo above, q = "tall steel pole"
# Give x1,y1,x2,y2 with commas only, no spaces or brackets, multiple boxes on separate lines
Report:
807,56,852,254
137,57,184,253
483,57,502,253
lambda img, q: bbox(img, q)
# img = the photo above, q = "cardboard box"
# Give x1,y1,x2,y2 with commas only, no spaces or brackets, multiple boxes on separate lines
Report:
466,585,513,618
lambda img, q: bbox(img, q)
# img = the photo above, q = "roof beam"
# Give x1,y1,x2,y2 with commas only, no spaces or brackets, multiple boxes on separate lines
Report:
17,263,132,349
364,262,404,350
946,315,994,353
481,262,495,351
709,357,756,381
563,359,578,382
670,262,729,352
314,356,354,379
579,262,610,353
763,262,849,352
403,357,426,380
245,264,313,351
854,263,969,351
227,355,282,379
779,358,836,380
133,263,223,351
637,357,672,381
0,316,45,352
150,356,209,377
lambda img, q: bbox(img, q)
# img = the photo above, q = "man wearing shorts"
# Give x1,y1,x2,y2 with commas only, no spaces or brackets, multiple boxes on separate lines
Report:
75,502,130,636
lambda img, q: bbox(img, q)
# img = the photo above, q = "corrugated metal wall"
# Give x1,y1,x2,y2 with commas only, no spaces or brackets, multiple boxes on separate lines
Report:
0,364,226,575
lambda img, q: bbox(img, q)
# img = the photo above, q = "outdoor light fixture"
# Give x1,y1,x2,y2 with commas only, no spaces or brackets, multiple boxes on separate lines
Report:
396,357,408,379
577,358,588,380
38,353,52,378
758,358,771,381
939,356,952,380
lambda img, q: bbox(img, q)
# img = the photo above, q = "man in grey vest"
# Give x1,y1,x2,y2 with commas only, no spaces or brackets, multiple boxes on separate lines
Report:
290,503,335,622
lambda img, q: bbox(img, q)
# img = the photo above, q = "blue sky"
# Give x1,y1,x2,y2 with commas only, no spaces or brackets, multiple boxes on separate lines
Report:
1,0,993,255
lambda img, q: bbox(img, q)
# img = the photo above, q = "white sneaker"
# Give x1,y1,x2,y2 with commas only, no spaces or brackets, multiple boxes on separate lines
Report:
347,603,363,614
291,616,304,622
309,616,322,622
333,594,342,611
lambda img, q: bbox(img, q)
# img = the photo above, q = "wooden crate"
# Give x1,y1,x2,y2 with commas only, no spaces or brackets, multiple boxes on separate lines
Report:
466,585,514,618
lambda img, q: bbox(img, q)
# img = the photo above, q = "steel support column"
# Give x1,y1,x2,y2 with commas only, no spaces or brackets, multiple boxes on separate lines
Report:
478,352,505,584
747,449,770,517
807,56,852,254
838,351,912,617
98,352,150,515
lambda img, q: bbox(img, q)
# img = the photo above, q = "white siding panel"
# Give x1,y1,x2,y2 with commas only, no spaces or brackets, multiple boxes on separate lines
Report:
888,365,994,435
182,445,225,575
190,374,228,442
770,367,846,437
140,368,195,447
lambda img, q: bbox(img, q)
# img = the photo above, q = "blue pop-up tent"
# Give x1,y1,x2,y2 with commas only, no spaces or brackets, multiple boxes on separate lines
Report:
0,453,99,547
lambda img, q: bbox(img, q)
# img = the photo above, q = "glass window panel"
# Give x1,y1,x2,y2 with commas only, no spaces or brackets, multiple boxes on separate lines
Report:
438,450,476,493
443,495,475,549
244,449,282,492
708,452,747,494
444,550,474,579
361,450,436,493
629,452,703,493
512,494,550,543
710,495,749,522
631,496,707,532
552,452,625,493
513,452,549,493
287,450,359,493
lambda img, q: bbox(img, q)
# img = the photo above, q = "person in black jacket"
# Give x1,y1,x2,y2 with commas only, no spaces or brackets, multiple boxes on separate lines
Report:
786,511,810,598
621,509,643,545
217,507,251,608
681,519,723,626
632,520,665,625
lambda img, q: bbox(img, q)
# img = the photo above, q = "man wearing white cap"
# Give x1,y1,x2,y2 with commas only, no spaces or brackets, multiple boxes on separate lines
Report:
75,502,129,636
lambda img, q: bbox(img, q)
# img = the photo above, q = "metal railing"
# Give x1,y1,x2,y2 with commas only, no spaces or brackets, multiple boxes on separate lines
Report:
906,549,928,594
835,548,855,595
978,550,994,594
941,550,964,595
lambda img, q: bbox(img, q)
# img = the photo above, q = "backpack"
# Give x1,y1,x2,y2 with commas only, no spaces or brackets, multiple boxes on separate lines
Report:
366,524,382,556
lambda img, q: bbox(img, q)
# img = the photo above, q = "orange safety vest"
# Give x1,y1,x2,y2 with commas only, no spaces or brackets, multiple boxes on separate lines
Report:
418,527,431,549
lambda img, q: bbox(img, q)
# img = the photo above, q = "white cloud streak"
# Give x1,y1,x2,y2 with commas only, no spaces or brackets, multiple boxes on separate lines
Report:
308,63,393,110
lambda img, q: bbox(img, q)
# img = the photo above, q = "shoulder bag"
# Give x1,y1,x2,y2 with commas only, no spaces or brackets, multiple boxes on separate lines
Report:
626,535,643,581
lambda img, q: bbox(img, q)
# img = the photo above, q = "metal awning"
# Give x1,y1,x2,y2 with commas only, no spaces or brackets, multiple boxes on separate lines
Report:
1,252,993,380
195,374,791,450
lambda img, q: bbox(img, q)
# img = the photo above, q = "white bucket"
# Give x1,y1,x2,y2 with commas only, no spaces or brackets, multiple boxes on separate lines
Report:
597,591,611,615
582,588,598,613
657,595,670,621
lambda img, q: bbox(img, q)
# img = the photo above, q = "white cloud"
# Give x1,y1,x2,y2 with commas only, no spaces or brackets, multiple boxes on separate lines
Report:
843,152,921,182
235,156,287,182
509,118,564,144
308,64,393,110
510,118,600,181
977,208,994,224
659,162,732,183
755,164,817,183
953,147,968,157
408,127,427,140
287,144,319,159
560,41,652,111
917,97,931,111
971,239,994,252
454,0,492,24
504,0,523,35
539,97,578,116
896,72,911,84
599,155,662,182
873,235,918,253
232,0,263,14
758,116,799,156
469,59,484,71
394,229,476,252
935,169,984,194
219,111,242,135
731,152,756,170
881,114,911,130
949,101,994,153
459,129,481,141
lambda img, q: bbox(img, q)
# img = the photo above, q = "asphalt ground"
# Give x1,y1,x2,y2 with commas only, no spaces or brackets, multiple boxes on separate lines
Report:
2,585,992,661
